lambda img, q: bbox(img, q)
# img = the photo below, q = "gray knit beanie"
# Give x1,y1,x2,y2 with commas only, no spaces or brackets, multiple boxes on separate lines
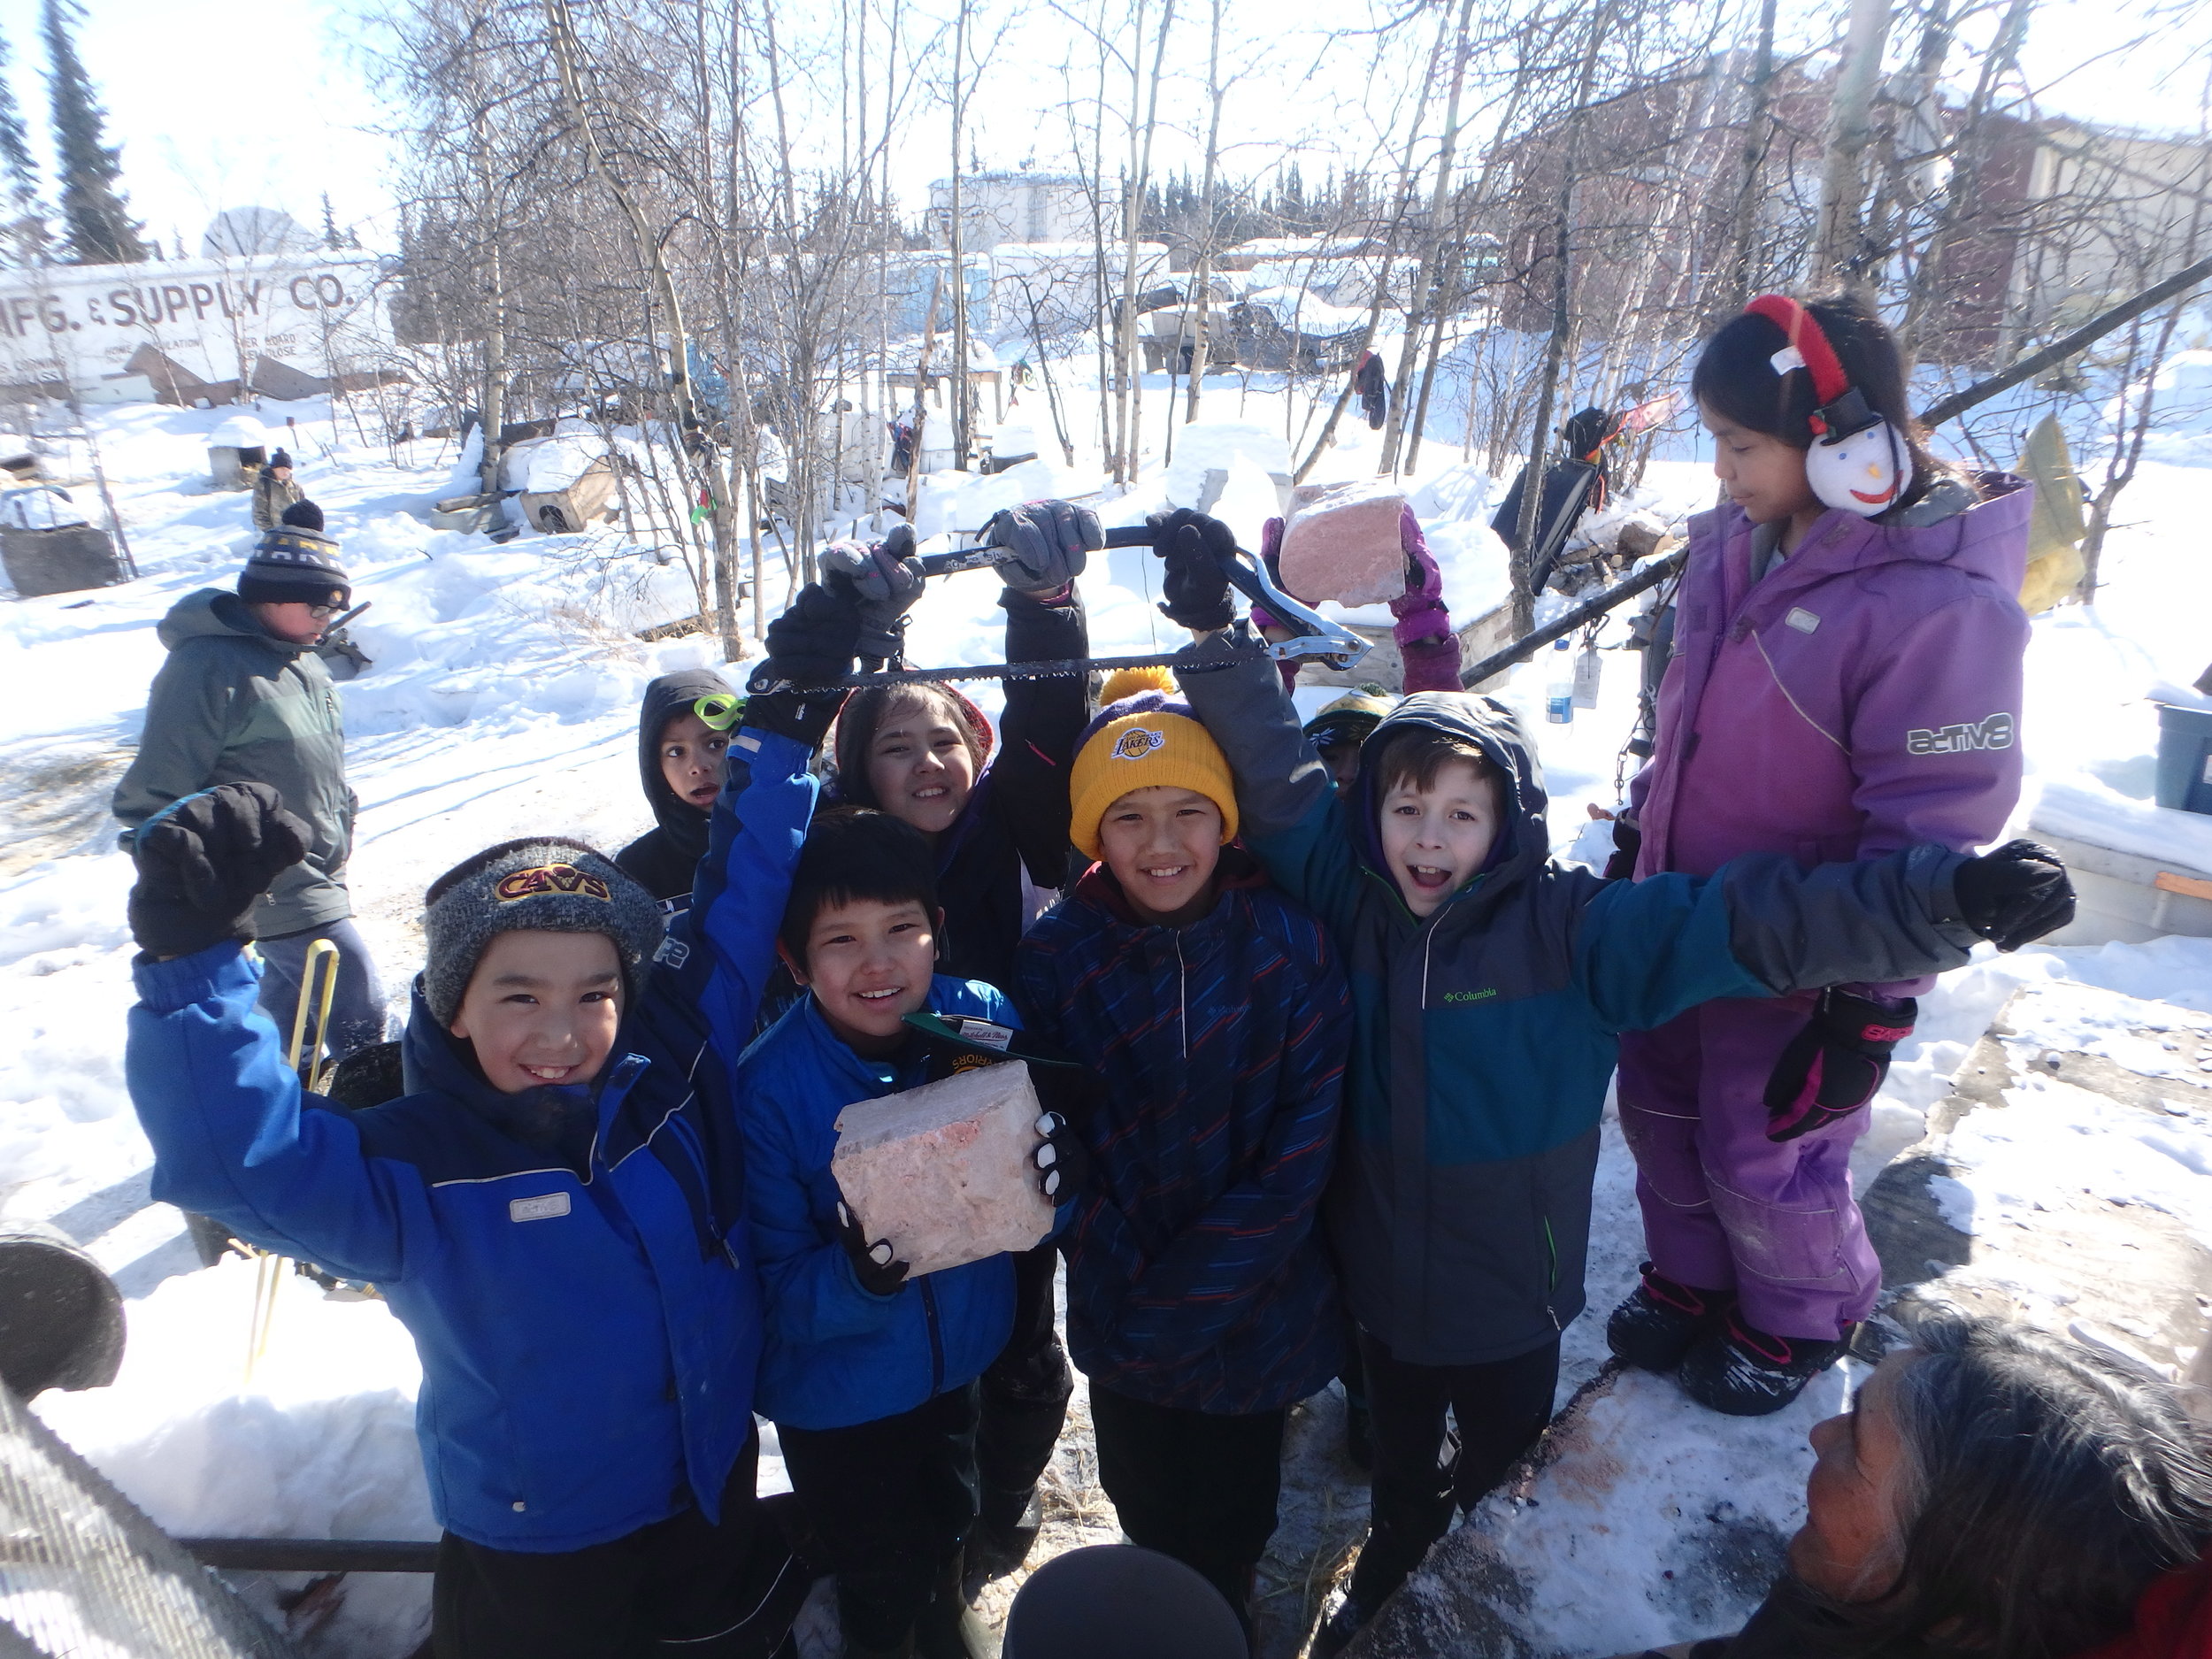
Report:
420,838,665,1025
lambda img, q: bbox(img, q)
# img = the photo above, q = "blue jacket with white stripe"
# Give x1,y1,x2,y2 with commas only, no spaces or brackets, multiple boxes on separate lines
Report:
123,725,820,1553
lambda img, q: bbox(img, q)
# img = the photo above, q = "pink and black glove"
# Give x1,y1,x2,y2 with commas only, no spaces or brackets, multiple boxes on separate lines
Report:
1389,508,1462,692
1762,989,1916,1142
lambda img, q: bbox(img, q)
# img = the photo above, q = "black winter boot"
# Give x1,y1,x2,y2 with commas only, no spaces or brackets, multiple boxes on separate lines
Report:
1678,1312,1854,1417
1312,1590,1377,1658
969,1485,1042,1583
913,1552,990,1659
1605,1263,1734,1373
1343,1395,1375,1472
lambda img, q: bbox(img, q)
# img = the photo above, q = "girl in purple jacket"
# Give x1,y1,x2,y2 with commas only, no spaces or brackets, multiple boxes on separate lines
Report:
1610,292,2032,1416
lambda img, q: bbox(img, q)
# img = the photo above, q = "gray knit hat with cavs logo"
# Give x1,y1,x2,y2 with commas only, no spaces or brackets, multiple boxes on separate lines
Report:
420,837,666,1025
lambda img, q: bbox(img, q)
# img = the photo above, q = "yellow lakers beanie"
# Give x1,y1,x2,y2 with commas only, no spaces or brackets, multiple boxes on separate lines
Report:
1069,687,1240,862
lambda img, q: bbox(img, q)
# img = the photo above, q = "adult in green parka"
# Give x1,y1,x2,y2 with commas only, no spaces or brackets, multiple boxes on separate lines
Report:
112,504,384,1062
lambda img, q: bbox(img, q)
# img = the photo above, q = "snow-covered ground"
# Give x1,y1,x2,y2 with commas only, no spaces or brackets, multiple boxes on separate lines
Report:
3,365,2210,1658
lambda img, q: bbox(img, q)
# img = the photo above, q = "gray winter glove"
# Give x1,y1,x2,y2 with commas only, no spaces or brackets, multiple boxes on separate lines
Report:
820,525,925,666
985,499,1102,599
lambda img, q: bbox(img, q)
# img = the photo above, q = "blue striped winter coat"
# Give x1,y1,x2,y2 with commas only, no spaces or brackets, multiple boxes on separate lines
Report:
1015,856,1352,1414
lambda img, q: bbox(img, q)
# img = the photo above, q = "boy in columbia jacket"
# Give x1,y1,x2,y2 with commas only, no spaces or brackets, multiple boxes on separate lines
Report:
1014,668,1354,1643
1143,510,2073,1653
120,585,865,1659
736,807,1075,1659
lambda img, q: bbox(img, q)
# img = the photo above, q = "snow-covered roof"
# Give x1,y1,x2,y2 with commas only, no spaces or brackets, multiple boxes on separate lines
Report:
208,415,267,449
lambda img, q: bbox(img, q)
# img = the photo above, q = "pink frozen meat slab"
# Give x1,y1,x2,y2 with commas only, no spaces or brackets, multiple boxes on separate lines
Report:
1276,484,1409,606
831,1061,1056,1279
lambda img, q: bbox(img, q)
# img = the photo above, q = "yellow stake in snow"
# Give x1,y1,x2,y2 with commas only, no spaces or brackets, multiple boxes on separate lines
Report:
249,938,346,1379
287,938,342,1094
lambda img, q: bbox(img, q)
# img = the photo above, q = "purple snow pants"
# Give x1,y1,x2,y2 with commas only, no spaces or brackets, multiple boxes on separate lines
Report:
1616,993,1880,1339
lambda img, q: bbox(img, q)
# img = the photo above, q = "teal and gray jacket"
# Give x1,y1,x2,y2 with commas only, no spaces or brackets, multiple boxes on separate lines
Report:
1176,627,1985,1367
113,588,354,937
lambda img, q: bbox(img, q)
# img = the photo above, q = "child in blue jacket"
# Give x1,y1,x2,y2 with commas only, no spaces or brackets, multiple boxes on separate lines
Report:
120,586,864,1659
1014,668,1355,1645
736,806,1074,1659
1144,509,2073,1654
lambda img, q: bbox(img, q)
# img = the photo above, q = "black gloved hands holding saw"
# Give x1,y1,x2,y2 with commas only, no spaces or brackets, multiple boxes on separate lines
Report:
1146,508,1238,632
744,579,867,744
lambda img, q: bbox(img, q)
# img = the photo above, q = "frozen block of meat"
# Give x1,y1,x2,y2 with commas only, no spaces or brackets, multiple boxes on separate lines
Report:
831,1061,1056,1278
1276,483,1409,606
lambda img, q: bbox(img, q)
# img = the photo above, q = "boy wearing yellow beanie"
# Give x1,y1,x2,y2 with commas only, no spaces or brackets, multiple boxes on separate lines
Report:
1016,670,1353,1646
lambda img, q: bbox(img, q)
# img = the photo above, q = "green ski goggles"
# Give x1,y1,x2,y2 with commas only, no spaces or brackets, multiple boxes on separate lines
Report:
694,692,747,732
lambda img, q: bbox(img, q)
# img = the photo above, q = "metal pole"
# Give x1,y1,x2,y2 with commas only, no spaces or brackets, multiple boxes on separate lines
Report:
1458,549,1686,689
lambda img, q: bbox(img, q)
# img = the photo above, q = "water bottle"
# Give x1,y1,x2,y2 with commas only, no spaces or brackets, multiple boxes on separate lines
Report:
1546,638,1574,725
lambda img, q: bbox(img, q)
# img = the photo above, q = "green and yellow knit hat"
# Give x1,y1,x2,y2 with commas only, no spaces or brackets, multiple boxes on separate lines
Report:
1069,667,1239,861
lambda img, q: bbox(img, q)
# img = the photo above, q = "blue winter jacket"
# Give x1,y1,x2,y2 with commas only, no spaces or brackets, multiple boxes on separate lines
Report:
737,977,1039,1432
1016,856,1353,1414
124,725,822,1553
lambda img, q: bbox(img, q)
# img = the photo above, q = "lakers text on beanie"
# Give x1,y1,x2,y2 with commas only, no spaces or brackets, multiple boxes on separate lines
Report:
239,518,349,608
421,838,665,1025
1068,689,1239,862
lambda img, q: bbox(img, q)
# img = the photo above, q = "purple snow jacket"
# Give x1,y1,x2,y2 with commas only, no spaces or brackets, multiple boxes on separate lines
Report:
1631,477,2032,992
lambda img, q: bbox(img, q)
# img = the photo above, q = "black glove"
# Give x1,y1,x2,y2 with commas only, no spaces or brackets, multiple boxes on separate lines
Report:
127,782,311,958
1602,816,1641,882
750,582,864,692
1032,1109,1092,1202
987,499,1102,598
820,526,924,666
1762,989,1917,1142
1145,508,1237,632
833,1197,910,1297
1954,839,2074,951
746,582,864,744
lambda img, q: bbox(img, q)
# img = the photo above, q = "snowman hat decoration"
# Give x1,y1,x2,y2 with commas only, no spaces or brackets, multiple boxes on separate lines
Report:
1744,293,1906,518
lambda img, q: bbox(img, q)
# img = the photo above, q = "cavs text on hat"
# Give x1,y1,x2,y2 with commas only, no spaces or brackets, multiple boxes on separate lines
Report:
494,864,613,902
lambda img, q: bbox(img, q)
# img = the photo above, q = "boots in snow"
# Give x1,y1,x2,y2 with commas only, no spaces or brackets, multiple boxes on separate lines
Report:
1343,1394,1375,1472
1678,1312,1854,1417
913,1551,991,1659
969,1485,1042,1583
1606,1263,1734,1373
1314,1590,1378,1658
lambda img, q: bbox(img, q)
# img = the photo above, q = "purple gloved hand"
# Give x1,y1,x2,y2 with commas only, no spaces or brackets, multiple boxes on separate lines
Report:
1390,508,1461,691
1249,517,1286,635
1250,518,1296,691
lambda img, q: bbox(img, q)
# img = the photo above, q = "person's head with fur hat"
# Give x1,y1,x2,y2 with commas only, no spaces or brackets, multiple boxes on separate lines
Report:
420,837,665,1093
1069,666,1240,926
240,499,348,646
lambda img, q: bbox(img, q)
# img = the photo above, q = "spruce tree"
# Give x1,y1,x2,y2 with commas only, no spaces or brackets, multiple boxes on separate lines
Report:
0,27,49,263
41,0,144,265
